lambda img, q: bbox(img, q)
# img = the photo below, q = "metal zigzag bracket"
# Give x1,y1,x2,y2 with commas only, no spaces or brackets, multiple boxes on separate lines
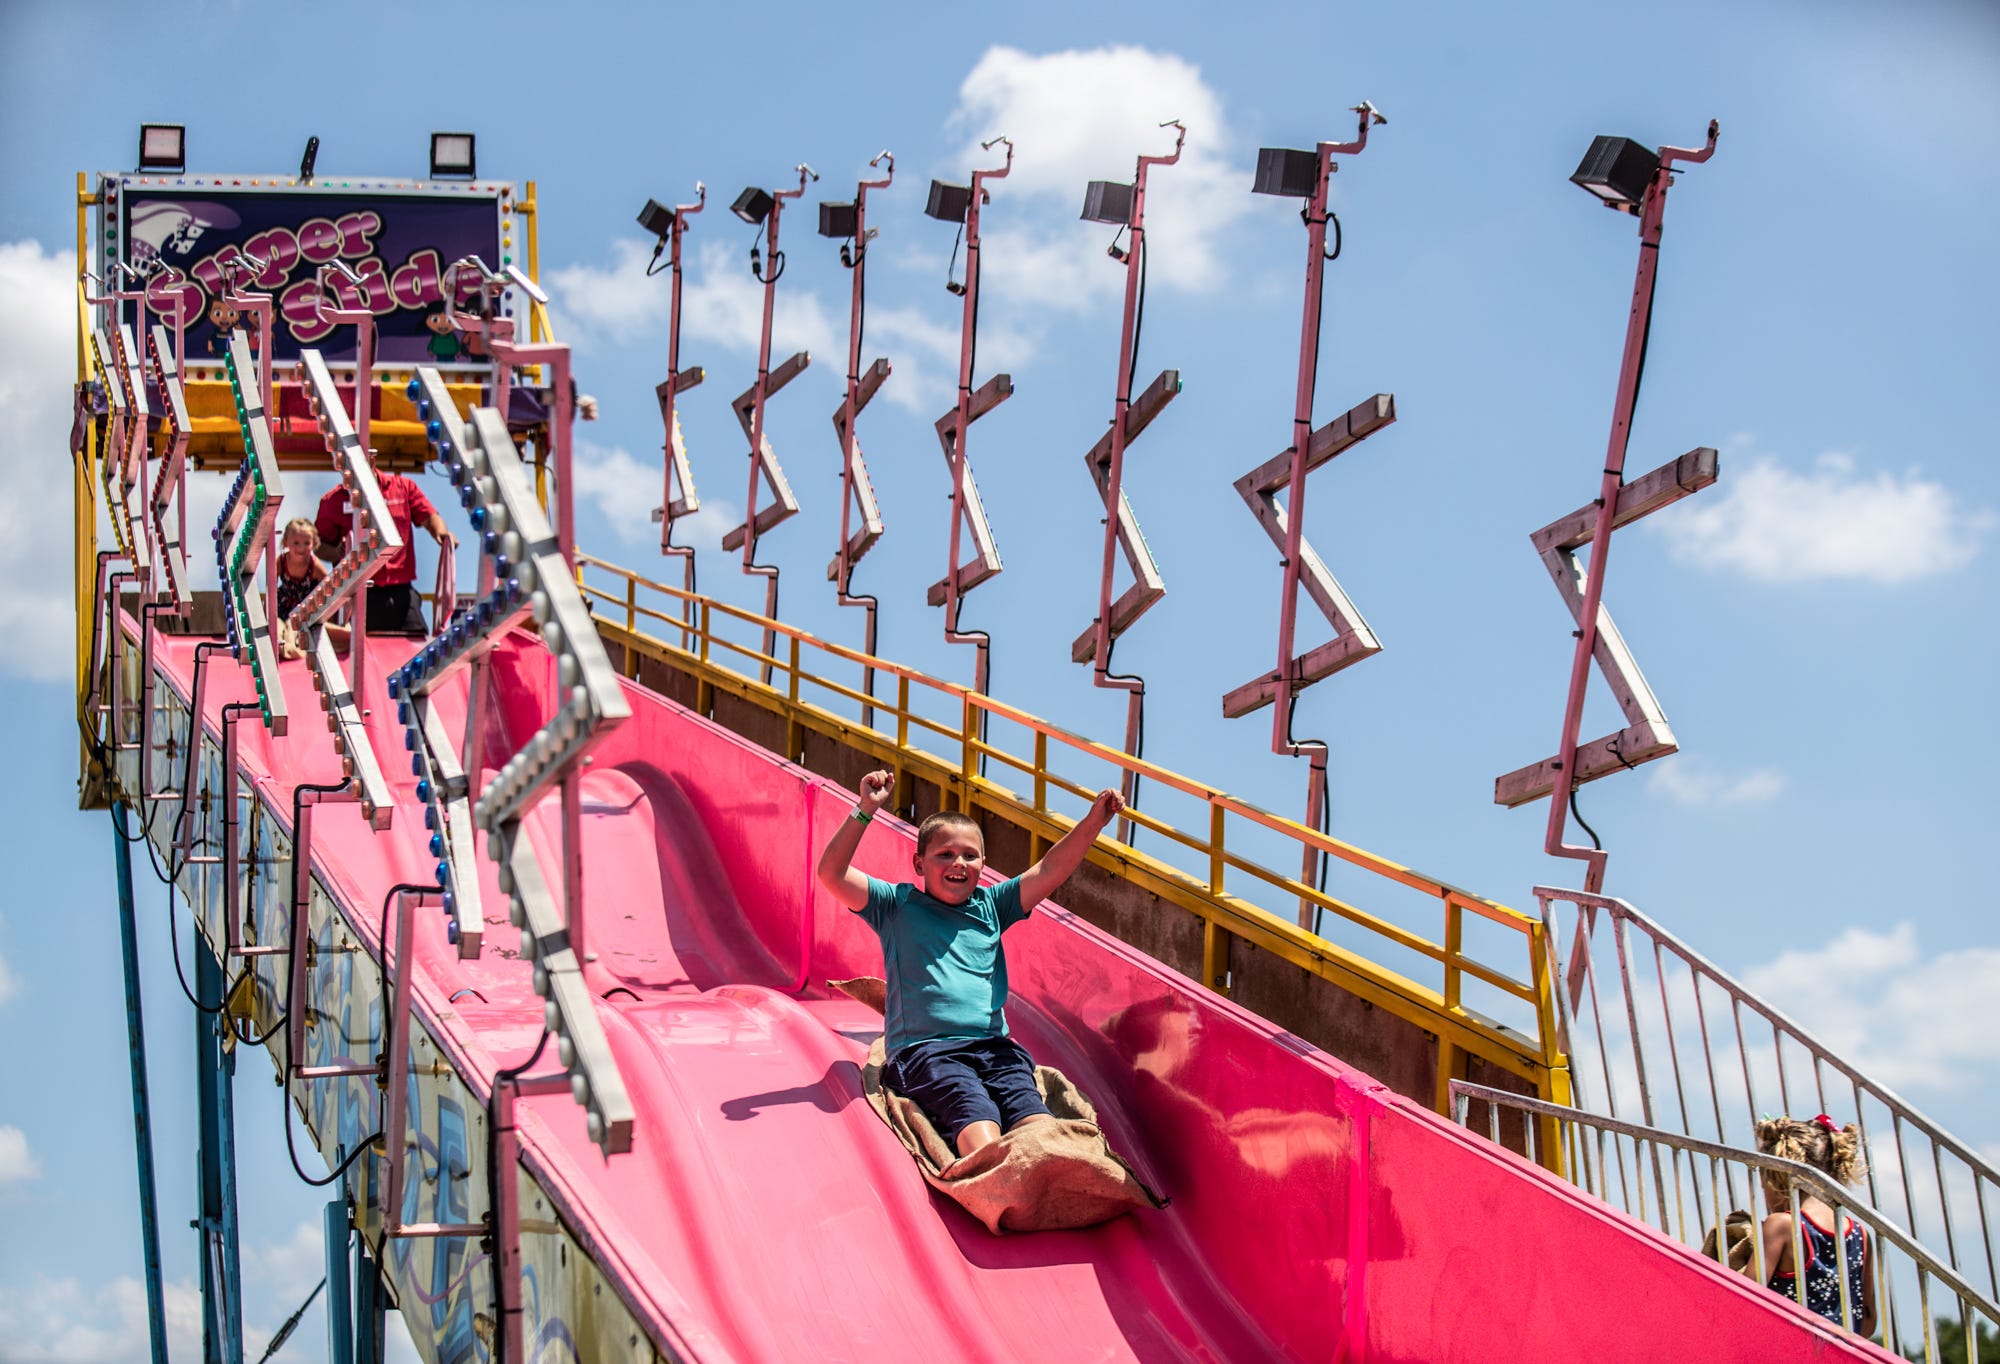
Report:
1221,393,1395,721
1494,447,1719,811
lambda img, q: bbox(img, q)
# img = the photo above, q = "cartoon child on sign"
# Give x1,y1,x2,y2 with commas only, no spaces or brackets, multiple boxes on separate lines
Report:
423,305,462,361
206,298,241,355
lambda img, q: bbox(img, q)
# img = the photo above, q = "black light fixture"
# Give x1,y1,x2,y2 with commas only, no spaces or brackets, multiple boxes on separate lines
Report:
1251,147,1320,198
637,199,677,238
818,201,858,238
731,186,775,225
138,123,186,173
924,180,972,223
1080,180,1135,225
1570,135,1661,213
429,131,477,179
299,135,320,184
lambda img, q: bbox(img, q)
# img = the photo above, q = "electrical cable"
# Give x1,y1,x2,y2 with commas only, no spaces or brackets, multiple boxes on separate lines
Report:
1554,205,1664,861
283,1089,382,1188
161,856,236,1015
1278,190,1335,789
837,226,881,640
1125,234,1147,403
376,882,440,1013
944,222,965,296
228,777,348,1048
1568,787,1604,852
946,215,993,715
486,1027,553,1364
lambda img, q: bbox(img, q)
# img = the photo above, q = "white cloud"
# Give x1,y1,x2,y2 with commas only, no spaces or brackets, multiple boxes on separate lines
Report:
1742,923,2000,1093
1652,450,1993,584
0,241,86,682
681,240,840,363
574,440,739,552
945,46,1250,310
0,1125,41,1182
1645,759,1786,807
0,1218,426,1363
0,1275,201,1362
546,237,668,345
0,935,17,1005
545,234,844,371
865,304,969,418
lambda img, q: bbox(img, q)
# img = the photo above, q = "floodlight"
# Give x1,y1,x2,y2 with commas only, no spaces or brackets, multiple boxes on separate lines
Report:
636,198,676,238
299,135,319,183
818,201,858,238
1570,136,1660,212
138,124,186,173
1251,147,1320,198
925,180,972,223
1080,181,1134,225
731,187,775,225
430,132,477,179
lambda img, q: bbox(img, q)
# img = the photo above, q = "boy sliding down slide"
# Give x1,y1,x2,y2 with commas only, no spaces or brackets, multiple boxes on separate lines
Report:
816,771,1125,1159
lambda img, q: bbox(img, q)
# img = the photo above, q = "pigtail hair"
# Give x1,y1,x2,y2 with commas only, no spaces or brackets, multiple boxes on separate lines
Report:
1756,1115,1869,1193
1829,1122,1868,1186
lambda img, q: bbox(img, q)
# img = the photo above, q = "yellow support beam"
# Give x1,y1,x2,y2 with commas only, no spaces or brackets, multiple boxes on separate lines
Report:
75,172,104,802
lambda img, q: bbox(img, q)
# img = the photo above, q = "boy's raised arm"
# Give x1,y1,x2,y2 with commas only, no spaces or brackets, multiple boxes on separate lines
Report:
815,770,895,911
1018,789,1125,911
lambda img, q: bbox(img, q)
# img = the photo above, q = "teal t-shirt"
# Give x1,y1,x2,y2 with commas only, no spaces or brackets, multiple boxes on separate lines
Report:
855,875,1028,1054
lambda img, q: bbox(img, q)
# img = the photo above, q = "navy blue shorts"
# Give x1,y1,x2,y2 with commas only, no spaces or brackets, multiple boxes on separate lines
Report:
883,1036,1052,1145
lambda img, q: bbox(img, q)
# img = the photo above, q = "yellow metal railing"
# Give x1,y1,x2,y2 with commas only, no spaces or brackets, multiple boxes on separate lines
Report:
575,552,1571,1113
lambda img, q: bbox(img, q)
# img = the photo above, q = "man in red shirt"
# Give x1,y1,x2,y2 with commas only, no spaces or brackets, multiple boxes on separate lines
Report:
315,471,457,636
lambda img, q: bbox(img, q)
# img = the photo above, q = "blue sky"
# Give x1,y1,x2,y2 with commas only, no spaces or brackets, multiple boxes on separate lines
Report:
1,0,1995,1358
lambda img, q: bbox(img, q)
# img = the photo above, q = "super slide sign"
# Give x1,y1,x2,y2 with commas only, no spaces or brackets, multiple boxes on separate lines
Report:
105,176,510,366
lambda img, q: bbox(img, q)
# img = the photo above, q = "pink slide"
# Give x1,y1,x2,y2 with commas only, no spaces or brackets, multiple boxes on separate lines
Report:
156,626,1890,1362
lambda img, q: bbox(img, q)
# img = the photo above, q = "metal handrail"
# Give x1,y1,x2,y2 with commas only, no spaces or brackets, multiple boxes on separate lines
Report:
1537,885,1999,1309
1451,1079,1997,1364
573,550,1567,1109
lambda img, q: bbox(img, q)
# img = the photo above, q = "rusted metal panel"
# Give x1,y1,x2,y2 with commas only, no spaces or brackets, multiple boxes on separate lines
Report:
1225,933,1439,1108
1051,861,1206,983
711,691,791,755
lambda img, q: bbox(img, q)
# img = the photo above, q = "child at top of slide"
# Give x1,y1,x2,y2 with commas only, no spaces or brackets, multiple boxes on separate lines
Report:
273,518,325,661
1745,1113,1876,1337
